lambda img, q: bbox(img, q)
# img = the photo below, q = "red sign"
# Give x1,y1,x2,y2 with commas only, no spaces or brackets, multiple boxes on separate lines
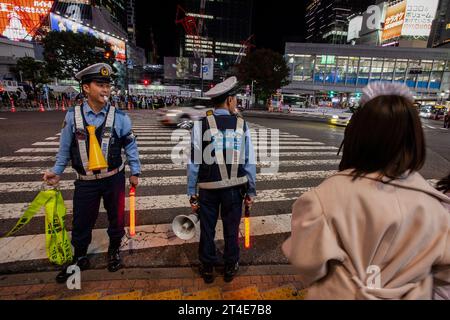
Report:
0,0,54,41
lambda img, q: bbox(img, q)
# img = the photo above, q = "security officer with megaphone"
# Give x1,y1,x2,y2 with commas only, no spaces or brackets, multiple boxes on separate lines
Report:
187,76,257,284
43,63,141,283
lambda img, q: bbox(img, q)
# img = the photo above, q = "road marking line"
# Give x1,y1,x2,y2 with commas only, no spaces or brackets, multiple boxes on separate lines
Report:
31,141,325,147
0,152,341,163
45,137,59,141
15,145,338,153
0,187,312,220
0,170,337,193
0,160,340,176
0,214,293,264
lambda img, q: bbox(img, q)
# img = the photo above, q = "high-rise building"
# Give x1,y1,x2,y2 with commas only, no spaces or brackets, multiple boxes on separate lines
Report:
177,0,254,66
126,0,137,45
428,0,450,48
93,0,127,33
305,0,375,44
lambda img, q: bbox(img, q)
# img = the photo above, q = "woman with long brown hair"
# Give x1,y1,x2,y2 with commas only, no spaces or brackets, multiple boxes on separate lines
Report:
282,82,450,300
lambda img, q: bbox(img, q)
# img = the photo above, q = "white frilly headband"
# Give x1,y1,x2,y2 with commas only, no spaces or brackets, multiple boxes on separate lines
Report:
360,82,415,106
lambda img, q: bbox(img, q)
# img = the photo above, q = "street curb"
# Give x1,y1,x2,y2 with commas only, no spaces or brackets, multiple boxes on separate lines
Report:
0,265,297,287
243,111,330,123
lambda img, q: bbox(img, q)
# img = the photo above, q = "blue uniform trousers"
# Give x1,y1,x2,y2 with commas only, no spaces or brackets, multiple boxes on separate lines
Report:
198,186,244,266
71,170,126,255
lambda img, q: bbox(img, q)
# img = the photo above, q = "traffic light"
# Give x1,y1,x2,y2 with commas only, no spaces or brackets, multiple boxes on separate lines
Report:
143,79,150,86
329,91,335,98
105,51,111,59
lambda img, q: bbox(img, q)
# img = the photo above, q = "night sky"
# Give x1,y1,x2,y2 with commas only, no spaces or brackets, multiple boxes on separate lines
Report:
135,1,306,63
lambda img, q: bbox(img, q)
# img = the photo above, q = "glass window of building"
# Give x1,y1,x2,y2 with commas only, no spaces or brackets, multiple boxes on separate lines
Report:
315,55,328,83
347,57,359,85
336,56,348,84
394,59,408,83
358,58,371,85
323,55,336,84
430,70,443,90
303,55,315,82
417,60,433,89
406,60,421,88
370,58,384,82
382,58,396,82
292,56,304,81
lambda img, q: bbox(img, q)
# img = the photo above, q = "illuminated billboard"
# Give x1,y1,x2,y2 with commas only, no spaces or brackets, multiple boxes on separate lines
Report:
0,0,54,41
382,0,439,42
402,0,439,37
347,15,363,42
49,12,125,62
382,1,407,42
164,57,201,80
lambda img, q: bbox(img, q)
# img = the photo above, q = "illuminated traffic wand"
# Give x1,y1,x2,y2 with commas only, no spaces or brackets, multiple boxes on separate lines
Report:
244,198,251,250
129,186,136,237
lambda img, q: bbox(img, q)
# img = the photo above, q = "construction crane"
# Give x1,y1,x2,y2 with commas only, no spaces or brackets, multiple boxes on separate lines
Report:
176,5,202,59
235,34,255,65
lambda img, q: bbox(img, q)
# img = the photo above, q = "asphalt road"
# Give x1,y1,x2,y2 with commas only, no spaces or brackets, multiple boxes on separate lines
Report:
0,110,448,274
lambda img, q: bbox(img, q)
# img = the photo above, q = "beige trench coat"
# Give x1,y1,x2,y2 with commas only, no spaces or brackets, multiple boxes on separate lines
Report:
282,170,450,300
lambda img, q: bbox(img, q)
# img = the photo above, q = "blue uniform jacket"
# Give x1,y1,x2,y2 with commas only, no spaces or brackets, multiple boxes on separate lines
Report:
187,109,257,197
52,102,141,176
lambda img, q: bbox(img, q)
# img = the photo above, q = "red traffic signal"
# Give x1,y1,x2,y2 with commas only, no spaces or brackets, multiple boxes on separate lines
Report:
143,79,150,86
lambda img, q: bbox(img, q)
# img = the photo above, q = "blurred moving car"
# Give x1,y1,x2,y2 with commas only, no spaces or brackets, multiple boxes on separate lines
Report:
419,105,433,119
419,105,447,120
329,109,353,127
157,97,213,126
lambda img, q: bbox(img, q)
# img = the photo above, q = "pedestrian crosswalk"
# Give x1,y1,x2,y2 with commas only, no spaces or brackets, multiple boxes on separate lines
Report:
0,113,344,271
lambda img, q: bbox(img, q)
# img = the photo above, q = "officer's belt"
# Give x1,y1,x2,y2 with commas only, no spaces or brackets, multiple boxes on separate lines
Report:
198,176,248,190
76,163,125,181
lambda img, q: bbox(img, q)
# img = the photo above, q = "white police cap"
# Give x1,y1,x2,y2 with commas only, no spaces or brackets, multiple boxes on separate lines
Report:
204,76,239,99
75,63,113,84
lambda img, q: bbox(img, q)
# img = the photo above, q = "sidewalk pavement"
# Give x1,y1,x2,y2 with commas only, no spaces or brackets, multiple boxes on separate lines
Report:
0,265,307,300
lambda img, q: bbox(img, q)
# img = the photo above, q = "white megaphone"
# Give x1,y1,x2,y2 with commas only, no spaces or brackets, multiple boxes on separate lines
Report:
172,213,199,241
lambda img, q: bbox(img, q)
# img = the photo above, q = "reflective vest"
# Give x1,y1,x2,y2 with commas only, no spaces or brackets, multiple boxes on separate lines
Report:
197,114,248,190
70,105,124,176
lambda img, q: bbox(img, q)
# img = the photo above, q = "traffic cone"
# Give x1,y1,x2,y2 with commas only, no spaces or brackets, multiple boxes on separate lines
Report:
39,101,45,112
61,99,66,112
55,100,59,111
10,98,16,112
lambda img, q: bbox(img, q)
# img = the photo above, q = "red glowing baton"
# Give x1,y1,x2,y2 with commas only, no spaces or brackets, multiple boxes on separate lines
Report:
244,201,251,249
129,186,136,237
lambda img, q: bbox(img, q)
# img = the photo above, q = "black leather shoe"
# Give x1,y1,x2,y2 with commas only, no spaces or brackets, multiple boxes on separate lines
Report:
199,264,214,284
107,248,122,273
55,256,90,284
224,262,239,283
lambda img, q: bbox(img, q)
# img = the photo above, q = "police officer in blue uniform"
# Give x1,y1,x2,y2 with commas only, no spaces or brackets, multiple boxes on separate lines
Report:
43,63,141,283
187,76,257,284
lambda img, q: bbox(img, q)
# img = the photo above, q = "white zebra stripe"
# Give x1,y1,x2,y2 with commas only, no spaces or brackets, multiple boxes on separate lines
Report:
15,145,338,153
0,160,340,176
0,187,311,220
31,141,325,147
0,170,336,193
0,214,292,264
0,152,340,163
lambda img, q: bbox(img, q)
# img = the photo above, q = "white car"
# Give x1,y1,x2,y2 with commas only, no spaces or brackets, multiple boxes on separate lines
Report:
157,98,213,126
329,109,353,127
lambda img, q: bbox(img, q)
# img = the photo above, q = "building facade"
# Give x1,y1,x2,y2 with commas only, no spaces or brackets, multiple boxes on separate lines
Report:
178,0,253,66
305,0,375,44
284,42,450,104
428,0,450,48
